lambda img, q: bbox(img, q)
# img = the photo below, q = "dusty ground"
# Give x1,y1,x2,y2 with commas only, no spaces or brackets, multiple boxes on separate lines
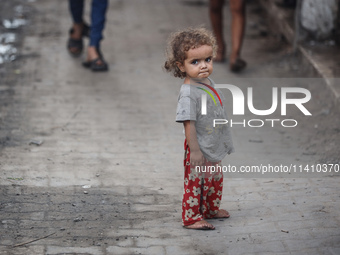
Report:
0,0,339,254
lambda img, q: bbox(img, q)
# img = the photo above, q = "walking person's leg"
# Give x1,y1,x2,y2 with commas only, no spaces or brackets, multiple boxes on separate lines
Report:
84,0,109,71
67,0,89,56
229,0,247,72
69,0,84,24
209,0,226,62
89,0,108,49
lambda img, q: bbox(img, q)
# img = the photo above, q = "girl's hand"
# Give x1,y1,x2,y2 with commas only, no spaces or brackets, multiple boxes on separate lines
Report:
190,149,205,167
183,120,205,166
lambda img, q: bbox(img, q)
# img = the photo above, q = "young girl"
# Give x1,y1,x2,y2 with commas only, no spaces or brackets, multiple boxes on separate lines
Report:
164,27,234,230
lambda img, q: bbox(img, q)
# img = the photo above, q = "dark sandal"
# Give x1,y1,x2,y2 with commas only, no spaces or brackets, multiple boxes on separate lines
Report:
230,58,247,73
82,57,108,72
67,23,90,57
67,38,83,57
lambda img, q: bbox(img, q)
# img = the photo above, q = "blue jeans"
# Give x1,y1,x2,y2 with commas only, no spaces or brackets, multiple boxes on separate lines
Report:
69,0,108,48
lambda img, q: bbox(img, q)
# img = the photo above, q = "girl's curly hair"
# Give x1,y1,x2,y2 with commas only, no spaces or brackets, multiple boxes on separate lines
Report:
164,27,217,79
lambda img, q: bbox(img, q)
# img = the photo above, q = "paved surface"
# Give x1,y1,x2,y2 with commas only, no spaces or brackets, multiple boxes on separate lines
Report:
259,0,340,103
0,0,340,254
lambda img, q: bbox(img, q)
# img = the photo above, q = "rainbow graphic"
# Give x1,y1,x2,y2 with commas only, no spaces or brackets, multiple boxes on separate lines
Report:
197,82,223,107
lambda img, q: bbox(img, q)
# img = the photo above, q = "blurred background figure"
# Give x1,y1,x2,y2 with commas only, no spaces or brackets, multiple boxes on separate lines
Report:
209,0,247,72
67,0,109,72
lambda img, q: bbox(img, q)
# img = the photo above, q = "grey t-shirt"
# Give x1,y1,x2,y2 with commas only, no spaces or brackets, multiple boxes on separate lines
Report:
176,79,234,162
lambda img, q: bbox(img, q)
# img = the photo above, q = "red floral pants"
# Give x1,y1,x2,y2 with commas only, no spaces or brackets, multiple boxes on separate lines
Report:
182,140,224,226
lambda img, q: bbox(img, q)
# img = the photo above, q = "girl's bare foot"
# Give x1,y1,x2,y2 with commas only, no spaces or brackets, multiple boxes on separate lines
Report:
184,220,215,230
214,209,230,218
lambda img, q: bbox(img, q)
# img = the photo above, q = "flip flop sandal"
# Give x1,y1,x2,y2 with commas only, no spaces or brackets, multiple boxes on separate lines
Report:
67,23,90,57
82,57,108,72
67,38,83,57
230,58,247,73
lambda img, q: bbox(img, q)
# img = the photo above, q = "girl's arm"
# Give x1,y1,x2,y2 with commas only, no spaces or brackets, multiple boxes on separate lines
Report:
183,120,205,166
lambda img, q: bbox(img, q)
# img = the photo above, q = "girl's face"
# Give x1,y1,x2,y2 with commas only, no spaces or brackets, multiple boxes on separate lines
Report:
177,45,213,82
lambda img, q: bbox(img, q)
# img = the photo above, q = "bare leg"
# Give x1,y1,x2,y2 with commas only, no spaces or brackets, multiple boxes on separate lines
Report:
209,0,226,62
229,0,246,71
70,23,83,40
86,46,101,62
83,46,108,71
